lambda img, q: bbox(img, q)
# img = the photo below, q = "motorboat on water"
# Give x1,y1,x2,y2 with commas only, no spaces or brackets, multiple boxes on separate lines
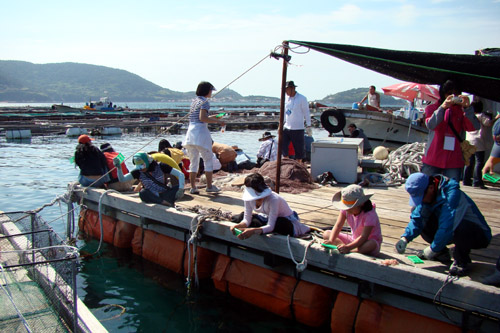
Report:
83,97,124,111
52,97,127,113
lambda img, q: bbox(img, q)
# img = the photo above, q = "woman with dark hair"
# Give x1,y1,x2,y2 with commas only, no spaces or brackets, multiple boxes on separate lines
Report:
230,173,310,239
324,184,382,256
421,80,479,180
74,135,110,187
182,81,225,194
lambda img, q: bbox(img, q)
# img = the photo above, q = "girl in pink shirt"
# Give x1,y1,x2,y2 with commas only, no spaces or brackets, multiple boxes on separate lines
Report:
324,185,383,256
230,173,310,240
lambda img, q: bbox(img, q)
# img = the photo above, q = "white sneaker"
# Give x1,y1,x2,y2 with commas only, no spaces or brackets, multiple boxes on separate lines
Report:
206,185,220,193
189,188,199,194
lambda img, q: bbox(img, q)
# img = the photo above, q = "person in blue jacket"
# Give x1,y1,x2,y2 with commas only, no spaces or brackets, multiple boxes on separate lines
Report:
395,172,491,276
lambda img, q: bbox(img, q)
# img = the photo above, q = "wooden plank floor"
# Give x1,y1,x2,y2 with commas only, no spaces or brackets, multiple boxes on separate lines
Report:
176,177,500,282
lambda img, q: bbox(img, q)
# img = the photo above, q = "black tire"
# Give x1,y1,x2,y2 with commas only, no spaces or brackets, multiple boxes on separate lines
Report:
320,109,346,134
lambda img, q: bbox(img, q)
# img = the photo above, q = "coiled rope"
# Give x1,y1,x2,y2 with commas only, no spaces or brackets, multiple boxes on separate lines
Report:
382,142,426,185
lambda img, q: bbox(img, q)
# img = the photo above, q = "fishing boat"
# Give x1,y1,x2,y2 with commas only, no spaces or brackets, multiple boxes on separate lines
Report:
315,106,428,146
83,97,124,111
52,97,126,113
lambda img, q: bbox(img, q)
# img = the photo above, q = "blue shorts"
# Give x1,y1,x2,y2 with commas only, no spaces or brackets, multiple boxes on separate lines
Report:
281,129,305,159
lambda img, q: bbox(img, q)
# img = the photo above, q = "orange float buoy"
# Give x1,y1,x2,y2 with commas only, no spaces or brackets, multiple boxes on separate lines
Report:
212,254,334,327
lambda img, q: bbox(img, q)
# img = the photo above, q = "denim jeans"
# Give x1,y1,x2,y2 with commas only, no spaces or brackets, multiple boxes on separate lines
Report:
421,163,462,182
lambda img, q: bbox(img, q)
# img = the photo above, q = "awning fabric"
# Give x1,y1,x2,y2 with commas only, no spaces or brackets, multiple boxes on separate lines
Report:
287,40,500,102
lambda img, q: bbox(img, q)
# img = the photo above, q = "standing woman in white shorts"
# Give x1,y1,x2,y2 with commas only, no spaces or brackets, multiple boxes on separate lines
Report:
182,81,225,194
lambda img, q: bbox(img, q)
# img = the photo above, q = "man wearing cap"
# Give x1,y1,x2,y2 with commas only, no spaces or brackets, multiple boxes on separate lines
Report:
481,119,500,286
74,135,110,188
256,131,278,167
396,172,491,276
282,81,311,163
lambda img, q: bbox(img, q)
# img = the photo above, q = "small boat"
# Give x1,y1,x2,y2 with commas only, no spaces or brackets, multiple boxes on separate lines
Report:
83,97,124,111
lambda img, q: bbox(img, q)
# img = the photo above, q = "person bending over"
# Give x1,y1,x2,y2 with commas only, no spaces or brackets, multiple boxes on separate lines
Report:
230,173,310,240
114,152,184,207
396,172,491,276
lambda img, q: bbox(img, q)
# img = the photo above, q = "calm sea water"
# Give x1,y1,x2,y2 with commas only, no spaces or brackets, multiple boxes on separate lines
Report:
0,125,330,332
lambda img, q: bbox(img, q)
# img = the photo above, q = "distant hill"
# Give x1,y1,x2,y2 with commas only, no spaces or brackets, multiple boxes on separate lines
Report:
319,87,406,106
0,60,279,103
0,60,406,105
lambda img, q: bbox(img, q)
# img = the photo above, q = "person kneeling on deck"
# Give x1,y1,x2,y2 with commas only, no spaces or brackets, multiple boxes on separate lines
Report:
396,172,491,276
230,173,310,240
324,185,382,256
113,152,185,207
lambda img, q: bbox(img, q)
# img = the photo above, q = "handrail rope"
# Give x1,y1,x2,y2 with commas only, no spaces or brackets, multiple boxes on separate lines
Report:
0,264,33,333
82,46,283,190
433,273,461,326
186,214,206,293
286,235,314,273
287,40,500,82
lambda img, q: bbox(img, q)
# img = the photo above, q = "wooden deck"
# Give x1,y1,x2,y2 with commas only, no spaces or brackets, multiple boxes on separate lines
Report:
75,179,500,329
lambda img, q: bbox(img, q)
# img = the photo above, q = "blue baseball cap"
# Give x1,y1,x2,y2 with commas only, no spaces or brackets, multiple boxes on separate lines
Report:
405,173,430,207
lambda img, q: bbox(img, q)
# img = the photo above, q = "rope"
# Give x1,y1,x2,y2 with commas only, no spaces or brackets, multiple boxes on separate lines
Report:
0,264,33,333
381,142,426,185
81,189,120,257
433,273,461,326
286,235,314,273
186,214,205,294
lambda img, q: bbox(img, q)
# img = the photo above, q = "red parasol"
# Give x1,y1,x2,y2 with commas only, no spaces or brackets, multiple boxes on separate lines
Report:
382,82,439,102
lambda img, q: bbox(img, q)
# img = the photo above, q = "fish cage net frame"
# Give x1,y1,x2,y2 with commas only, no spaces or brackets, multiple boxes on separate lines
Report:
0,211,89,333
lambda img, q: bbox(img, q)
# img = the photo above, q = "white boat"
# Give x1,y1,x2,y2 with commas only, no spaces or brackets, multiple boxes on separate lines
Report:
83,97,124,111
317,107,428,147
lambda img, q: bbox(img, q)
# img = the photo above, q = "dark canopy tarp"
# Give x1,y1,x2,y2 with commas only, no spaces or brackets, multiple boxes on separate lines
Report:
288,40,500,102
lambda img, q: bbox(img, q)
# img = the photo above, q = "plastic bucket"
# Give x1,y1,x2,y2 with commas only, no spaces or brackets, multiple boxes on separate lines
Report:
352,102,359,110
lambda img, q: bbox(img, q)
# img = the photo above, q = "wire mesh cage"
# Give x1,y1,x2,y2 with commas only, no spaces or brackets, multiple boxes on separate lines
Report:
0,211,87,332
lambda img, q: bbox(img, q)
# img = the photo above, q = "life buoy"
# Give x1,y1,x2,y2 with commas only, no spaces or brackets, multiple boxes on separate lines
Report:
320,109,346,134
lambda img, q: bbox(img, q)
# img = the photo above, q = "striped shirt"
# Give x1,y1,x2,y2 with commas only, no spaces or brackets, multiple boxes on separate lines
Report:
189,96,210,124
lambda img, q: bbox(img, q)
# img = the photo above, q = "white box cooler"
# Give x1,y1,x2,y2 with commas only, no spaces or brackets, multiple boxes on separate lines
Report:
310,137,363,184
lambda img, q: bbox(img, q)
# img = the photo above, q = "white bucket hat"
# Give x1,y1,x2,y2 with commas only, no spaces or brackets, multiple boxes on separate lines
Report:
332,184,373,210
242,186,272,201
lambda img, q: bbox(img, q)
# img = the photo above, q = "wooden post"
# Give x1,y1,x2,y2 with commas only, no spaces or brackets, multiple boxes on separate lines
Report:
275,41,289,194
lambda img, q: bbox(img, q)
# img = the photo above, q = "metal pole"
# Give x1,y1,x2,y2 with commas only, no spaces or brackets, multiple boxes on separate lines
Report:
275,41,289,194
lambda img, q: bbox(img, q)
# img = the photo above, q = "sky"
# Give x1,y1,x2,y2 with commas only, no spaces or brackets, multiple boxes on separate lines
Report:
2,0,500,100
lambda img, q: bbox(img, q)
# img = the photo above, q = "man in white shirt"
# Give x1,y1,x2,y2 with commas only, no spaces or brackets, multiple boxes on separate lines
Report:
282,81,311,163
256,131,278,167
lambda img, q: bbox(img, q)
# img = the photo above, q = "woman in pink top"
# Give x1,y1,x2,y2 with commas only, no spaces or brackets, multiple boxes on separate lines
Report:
324,184,383,256
230,173,310,240
421,80,478,181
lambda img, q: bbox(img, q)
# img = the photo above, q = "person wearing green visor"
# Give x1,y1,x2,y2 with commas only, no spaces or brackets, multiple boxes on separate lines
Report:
113,152,185,206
